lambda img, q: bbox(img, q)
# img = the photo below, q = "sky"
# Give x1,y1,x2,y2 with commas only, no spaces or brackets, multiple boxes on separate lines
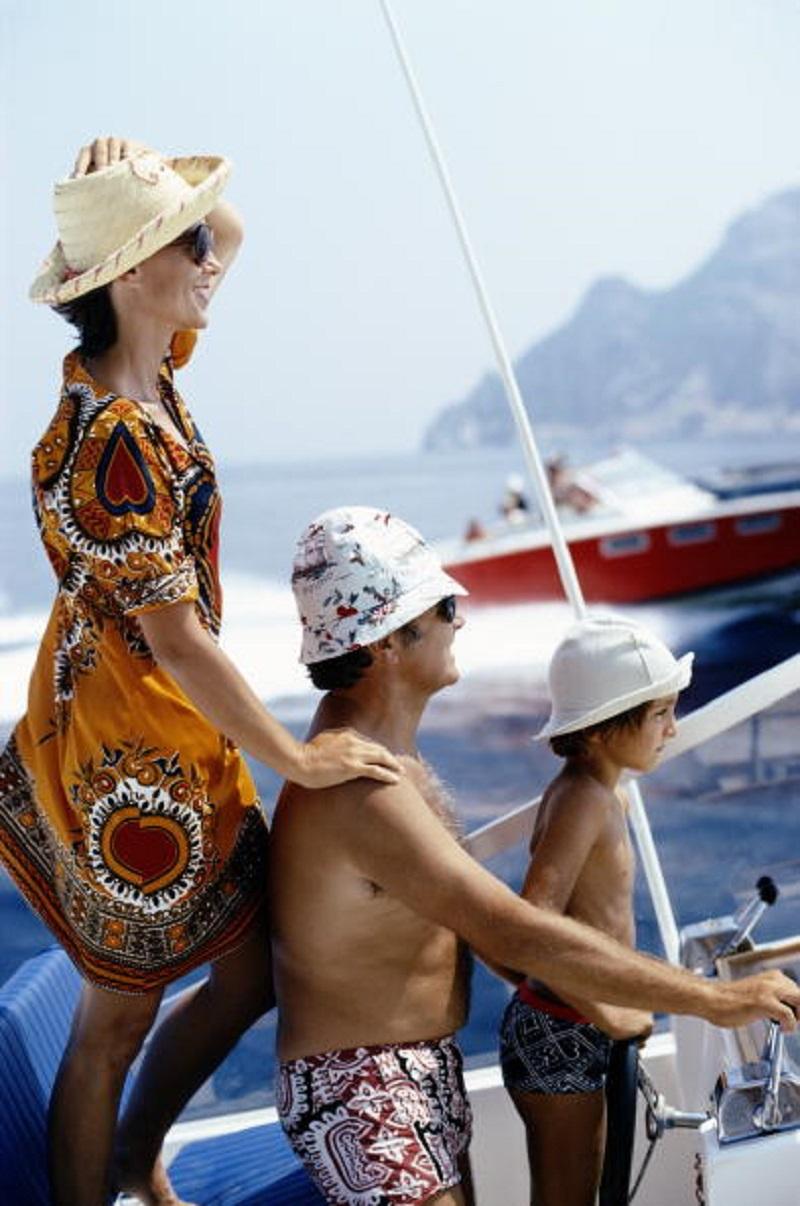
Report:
1,0,799,479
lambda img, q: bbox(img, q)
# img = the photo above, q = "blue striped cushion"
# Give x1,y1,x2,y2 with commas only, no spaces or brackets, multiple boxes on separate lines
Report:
0,947,80,1206
169,1120,324,1205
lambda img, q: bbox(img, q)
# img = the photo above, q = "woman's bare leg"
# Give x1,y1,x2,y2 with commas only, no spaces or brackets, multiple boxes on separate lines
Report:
47,980,162,1206
510,1087,606,1206
114,912,273,1205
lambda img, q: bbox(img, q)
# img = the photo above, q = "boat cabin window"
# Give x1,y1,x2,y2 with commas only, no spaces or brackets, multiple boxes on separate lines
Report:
667,521,716,546
735,513,782,537
599,532,651,558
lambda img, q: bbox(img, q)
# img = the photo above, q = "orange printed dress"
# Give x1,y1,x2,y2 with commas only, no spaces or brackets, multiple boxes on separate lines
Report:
0,333,269,993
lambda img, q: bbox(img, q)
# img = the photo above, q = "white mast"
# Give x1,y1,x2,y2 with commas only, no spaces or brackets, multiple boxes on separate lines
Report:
378,0,681,963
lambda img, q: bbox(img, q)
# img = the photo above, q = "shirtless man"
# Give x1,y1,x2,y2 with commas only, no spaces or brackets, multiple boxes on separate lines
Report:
271,506,800,1206
499,617,690,1206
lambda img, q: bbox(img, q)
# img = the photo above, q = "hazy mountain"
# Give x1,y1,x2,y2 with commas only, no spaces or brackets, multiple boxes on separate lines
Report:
423,189,800,450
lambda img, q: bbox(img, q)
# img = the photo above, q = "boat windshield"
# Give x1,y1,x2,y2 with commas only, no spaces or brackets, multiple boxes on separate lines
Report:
583,447,713,507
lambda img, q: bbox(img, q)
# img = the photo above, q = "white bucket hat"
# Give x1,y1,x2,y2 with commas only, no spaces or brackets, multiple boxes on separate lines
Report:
536,616,693,739
292,506,467,665
30,152,231,305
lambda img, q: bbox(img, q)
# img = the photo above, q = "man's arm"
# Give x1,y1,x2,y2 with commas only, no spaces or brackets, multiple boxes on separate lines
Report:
348,779,800,1031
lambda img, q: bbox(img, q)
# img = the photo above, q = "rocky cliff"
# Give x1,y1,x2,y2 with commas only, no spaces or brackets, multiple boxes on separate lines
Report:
423,189,800,450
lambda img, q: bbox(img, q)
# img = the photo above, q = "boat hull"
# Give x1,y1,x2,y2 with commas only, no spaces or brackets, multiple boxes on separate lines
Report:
444,502,800,604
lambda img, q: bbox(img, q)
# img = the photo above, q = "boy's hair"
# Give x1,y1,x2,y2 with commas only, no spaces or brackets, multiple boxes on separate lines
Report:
53,285,118,358
307,620,425,691
549,699,651,759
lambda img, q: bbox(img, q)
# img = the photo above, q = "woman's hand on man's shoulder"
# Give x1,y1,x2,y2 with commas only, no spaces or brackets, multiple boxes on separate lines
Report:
296,728,402,790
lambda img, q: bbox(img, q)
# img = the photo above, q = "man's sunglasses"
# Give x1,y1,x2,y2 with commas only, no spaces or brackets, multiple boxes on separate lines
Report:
436,595,458,623
169,222,215,265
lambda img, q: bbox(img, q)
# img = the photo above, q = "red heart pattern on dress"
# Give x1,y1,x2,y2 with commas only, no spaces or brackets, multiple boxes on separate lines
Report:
101,806,190,894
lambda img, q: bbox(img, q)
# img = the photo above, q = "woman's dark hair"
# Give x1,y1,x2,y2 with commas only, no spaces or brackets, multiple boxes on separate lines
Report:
550,699,651,759
308,647,374,691
53,284,117,357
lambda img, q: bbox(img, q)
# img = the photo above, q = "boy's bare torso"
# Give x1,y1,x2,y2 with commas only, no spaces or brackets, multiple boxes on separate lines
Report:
529,767,635,948
270,756,470,1061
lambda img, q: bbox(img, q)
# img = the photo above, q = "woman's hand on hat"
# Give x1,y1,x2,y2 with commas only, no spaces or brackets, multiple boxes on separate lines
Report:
72,136,154,178
297,729,402,789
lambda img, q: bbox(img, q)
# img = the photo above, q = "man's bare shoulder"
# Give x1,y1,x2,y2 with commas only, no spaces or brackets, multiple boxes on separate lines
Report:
348,756,438,830
276,757,434,844
280,758,470,898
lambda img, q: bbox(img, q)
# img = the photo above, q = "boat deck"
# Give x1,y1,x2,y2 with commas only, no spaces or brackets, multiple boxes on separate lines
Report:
0,945,690,1205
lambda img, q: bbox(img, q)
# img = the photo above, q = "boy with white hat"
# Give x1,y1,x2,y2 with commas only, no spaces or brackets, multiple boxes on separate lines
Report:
271,511,798,1206
499,616,693,1206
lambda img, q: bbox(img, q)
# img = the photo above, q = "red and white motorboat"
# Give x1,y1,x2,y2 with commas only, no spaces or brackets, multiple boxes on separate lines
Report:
440,448,800,604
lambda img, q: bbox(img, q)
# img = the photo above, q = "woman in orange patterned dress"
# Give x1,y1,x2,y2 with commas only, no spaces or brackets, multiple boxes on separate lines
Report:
0,137,400,1206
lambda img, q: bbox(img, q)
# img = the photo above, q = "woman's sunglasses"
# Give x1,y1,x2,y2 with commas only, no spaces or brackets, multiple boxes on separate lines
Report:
169,222,215,266
436,595,458,623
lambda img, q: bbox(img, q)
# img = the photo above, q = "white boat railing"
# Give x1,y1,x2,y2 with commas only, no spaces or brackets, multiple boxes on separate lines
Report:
465,650,800,864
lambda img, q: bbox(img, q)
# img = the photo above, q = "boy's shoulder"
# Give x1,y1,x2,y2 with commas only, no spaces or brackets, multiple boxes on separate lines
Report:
543,766,619,819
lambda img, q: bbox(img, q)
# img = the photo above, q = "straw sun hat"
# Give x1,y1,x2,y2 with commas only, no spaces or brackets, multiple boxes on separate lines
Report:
29,152,231,305
535,616,693,739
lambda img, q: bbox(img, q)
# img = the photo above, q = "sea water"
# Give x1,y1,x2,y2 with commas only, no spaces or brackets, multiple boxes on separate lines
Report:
1,437,799,1115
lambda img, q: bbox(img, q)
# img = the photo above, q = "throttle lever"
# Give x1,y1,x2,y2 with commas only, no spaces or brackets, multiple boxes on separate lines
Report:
753,1020,784,1131
714,876,778,961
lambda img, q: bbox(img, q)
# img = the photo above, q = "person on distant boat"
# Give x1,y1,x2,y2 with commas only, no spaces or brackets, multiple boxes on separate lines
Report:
546,454,598,514
500,471,530,523
0,137,399,1206
498,618,689,1206
270,507,800,1206
463,516,487,541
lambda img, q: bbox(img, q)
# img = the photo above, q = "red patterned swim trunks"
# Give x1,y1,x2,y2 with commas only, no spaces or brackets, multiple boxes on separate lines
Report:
277,1034,472,1204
